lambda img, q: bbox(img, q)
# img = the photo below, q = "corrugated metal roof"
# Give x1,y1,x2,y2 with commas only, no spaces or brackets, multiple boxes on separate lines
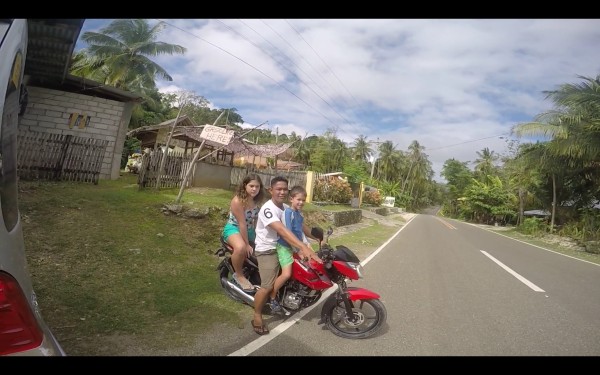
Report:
20,19,141,103
25,19,85,84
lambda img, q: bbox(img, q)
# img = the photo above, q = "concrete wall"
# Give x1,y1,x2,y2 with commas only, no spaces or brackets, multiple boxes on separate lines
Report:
192,163,232,190
19,86,131,180
321,209,363,227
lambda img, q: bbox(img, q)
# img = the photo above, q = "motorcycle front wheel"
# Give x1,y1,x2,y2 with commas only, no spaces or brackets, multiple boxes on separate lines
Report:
324,298,387,339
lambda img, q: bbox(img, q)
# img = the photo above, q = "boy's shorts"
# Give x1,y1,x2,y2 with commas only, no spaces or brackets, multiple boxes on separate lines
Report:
276,243,294,267
256,252,280,289
222,223,256,243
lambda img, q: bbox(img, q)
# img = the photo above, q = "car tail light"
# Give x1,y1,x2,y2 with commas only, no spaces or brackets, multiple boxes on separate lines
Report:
0,271,43,355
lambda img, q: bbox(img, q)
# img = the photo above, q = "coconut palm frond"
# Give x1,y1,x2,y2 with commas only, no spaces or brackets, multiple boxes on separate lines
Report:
137,41,187,56
71,18,186,98
512,121,566,139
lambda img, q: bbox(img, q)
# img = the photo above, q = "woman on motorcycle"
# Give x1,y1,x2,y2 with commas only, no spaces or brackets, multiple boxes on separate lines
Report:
221,174,265,292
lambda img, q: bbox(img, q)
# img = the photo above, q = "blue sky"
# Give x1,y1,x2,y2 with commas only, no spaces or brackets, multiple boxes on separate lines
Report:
78,19,600,181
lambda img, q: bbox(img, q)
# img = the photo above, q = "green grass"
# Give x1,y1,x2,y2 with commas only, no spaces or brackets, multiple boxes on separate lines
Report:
18,175,387,355
20,175,244,355
325,221,401,259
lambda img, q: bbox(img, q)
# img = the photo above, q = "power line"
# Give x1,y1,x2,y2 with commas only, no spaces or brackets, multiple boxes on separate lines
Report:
427,133,510,151
281,20,384,137
285,20,365,114
159,19,380,139
154,20,513,158
220,19,352,127
157,19,340,127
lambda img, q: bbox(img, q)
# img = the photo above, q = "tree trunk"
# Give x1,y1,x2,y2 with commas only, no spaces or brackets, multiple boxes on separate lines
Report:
550,173,557,234
156,104,185,189
518,187,524,227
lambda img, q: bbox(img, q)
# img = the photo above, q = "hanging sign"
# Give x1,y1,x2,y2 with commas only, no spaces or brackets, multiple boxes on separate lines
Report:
199,125,234,145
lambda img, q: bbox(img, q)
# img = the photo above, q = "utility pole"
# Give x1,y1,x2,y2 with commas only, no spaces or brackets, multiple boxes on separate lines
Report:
274,126,278,175
369,137,381,180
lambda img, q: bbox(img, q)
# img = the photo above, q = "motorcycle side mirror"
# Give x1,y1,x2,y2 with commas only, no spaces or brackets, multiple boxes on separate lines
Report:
327,227,334,236
311,227,324,241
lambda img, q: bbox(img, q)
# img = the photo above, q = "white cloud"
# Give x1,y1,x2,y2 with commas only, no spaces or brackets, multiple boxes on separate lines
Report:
81,19,600,181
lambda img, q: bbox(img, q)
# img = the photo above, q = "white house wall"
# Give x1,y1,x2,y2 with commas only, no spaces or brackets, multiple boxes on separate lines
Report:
19,86,130,180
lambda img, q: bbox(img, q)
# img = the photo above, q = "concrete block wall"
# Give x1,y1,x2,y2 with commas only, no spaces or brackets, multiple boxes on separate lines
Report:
321,209,363,227
19,86,128,180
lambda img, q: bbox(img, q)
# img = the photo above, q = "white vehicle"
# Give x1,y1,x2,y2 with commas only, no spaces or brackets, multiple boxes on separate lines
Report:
0,19,65,356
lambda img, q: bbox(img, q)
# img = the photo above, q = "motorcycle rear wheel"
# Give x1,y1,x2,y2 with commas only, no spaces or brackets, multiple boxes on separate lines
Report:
324,298,387,339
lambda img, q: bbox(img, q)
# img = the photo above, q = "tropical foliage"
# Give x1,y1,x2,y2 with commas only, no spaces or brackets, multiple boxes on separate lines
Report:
70,20,599,248
71,19,187,128
71,19,186,93
313,178,353,204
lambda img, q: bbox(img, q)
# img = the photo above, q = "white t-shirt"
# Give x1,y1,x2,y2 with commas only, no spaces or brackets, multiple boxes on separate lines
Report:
254,199,288,254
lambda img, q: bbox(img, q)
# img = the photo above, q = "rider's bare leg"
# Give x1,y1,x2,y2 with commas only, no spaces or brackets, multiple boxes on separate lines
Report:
270,264,291,300
227,233,252,289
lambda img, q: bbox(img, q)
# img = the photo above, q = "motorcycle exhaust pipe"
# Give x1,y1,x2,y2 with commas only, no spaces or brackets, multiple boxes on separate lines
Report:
221,277,256,306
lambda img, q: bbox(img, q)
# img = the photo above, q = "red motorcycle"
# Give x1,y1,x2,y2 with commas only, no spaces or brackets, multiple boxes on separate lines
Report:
215,227,387,339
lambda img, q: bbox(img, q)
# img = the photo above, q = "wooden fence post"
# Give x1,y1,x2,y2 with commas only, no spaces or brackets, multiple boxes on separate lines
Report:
305,170,315,203
56,134,72,180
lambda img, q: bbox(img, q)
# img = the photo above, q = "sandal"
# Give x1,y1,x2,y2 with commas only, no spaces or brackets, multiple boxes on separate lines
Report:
251,320,269,335
233,273,255,292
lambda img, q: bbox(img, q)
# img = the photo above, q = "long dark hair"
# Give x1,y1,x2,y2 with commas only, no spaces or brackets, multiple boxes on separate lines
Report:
236,174,265,206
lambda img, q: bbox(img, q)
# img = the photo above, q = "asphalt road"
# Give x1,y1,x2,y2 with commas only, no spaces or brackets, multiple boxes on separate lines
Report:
229,214,600,356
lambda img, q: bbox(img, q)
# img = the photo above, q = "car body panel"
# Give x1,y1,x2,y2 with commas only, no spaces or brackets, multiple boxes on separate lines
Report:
0,18,65,357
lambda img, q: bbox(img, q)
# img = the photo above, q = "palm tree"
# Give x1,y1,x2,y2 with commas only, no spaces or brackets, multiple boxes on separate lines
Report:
352,135,373,163
504,143,544,226
474,147,499,180
513,74,600,228
408,154,433,200
329,137,349,172
71,19,186,96
376,141,397,182
514,74,600,162
401,140,426,193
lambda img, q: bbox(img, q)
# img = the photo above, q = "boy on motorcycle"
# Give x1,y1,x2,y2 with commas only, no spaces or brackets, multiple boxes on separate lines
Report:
251,176,321,335
268,185,318,313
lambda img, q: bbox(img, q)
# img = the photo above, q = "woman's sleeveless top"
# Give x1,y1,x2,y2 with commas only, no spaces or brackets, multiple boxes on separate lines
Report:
227,206,259,228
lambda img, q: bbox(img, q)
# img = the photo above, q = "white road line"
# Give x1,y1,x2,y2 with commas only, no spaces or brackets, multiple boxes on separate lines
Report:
480,250,545,292
228,214,418,356
228,304,326,356
361,214,416,265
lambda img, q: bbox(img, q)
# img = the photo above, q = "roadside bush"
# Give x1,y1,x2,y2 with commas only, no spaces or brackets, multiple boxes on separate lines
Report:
518,217,547,236
363,189,383,206
313,178,352,204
